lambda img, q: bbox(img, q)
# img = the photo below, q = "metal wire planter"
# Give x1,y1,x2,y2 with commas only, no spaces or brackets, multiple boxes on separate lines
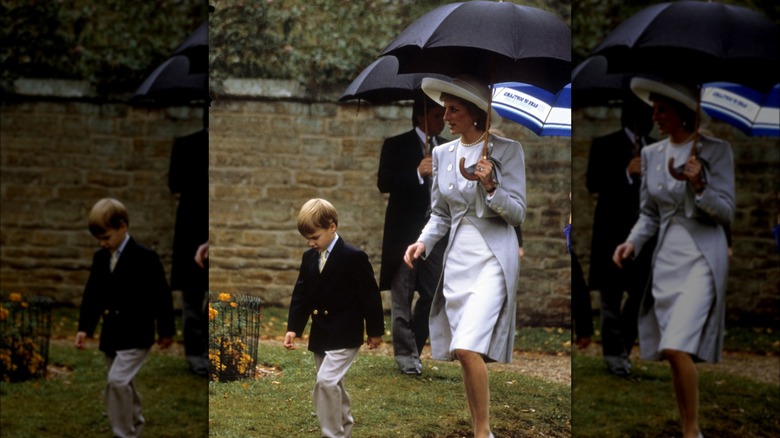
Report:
208,293,263,382
0,294,53,382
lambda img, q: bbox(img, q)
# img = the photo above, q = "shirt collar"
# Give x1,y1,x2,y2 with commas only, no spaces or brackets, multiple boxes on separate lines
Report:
415,127,437,146
116,233,130,255
623,126,647,147
324,233,339,256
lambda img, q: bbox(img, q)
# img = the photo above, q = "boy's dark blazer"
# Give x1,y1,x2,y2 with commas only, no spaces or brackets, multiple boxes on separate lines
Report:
78,237,175,354
287,237,384,354
377,128,446,290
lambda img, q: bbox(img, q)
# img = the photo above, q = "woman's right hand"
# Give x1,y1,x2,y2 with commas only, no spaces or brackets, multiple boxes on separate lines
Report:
403,241,426,269
612,241,635,269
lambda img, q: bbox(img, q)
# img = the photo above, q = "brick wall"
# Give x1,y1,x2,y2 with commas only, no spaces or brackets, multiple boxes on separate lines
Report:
209,81,572,327
1,88,204,304
572,107,780,326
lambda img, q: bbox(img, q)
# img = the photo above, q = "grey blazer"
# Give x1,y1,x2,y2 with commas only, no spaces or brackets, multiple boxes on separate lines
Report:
418,134,526,363
627,134,735,363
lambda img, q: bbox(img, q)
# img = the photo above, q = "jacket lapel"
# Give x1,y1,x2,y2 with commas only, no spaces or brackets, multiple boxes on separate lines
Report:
317,237,344,281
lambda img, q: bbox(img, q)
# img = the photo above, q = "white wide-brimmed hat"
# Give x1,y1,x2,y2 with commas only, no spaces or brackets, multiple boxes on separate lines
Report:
422,75,501,124
630,77,698,111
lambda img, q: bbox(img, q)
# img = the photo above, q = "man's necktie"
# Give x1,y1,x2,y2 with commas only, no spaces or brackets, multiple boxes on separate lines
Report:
110,251,119,272
319,250,328,272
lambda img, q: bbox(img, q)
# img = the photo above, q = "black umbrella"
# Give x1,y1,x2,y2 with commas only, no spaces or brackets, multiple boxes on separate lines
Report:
591,1,780,180
379,1,570,93
379,1,570,179
132,21,209,104
132,55,208,103
339,56,450,105
171,21,208,75
571,55,628,108
590,1,780,92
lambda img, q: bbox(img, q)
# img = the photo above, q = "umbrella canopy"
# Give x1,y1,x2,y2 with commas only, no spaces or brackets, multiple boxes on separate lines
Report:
571,55,629,108
132,21,209,104
132,55,208,103
171,21,208,75
590,1,780,91
172,21,207,57
339,56,450,105
491,82,571,137
701,82,780,137
379,1,570,93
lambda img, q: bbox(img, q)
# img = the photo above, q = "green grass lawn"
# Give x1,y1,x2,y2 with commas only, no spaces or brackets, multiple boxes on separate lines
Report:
571,354,779,438
573,316,780,437
209,342,571,438
209,305,572,437
0,306,208,438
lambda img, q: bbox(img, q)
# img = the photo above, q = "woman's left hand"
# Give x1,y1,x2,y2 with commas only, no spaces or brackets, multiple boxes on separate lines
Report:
683,156,706,194
475,158,496,192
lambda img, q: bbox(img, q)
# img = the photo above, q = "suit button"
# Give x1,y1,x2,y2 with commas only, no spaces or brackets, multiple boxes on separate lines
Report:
313,310,318,315
467,181,473,188
448,145,455,152
448,183,454,190
324,310,329,316
656,164,661,171
447,164,452,172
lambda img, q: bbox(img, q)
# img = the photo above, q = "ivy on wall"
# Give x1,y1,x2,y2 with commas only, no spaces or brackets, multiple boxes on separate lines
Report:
208,0,570,90
0,0,596,95
1,0,207,95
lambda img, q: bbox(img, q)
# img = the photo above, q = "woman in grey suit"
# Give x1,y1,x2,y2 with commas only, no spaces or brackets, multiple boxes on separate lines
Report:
614,78,735,438
404,75,526,438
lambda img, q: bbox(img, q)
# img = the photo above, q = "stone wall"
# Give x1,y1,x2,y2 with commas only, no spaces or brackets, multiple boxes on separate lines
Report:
208,80,572,327
572,107,780,326
1,82,204,304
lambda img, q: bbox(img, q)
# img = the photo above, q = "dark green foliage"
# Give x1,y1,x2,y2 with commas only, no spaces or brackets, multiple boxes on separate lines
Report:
1,0,207,94
209,0,570,89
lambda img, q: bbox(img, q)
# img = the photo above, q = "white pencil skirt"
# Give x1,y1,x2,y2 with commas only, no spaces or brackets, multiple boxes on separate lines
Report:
653,220,716,357
442,220,506,359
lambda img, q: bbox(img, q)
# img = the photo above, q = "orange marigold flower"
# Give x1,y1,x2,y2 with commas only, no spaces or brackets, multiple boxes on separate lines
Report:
229,302,237,308
218,293,231,302
9,293,23,302
209,307,218,321
0,307,8,321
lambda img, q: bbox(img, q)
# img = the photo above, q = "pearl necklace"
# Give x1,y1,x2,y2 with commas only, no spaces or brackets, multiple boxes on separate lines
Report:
460,131,486,147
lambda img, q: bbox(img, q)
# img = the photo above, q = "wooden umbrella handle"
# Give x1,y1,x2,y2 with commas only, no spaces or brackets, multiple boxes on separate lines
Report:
667,87,702,181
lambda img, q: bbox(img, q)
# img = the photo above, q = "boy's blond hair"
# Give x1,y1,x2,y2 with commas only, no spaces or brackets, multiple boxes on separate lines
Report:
297,198,338,236
88,198,129,236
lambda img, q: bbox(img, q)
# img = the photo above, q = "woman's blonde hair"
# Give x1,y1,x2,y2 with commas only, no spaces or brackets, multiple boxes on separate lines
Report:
88,198,129,236
297,198,338,236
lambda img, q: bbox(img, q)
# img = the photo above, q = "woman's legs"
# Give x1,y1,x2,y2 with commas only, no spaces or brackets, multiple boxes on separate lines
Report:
455,349,491,438
664,349,700,438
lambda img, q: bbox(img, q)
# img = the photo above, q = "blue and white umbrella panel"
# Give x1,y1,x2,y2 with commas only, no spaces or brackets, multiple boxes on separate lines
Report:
491,82,571,136
701,82,779,137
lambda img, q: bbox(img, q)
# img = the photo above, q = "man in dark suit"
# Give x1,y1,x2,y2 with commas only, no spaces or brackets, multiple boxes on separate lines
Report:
76,198,175,438
168,128,209,376
586,95,656,376
378,95,447,375
285,198,384,438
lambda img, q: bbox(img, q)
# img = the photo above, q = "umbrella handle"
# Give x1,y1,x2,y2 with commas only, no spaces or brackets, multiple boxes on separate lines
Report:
667,87,702,181
459,157,480,181
667,157,688,181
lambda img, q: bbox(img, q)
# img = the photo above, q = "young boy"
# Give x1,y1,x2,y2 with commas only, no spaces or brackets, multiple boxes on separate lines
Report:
74,198,175,438
284,198,384,438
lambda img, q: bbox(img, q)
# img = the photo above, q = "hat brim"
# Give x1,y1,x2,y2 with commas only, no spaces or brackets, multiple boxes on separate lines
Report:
630,77,698,111
422,77,501,124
